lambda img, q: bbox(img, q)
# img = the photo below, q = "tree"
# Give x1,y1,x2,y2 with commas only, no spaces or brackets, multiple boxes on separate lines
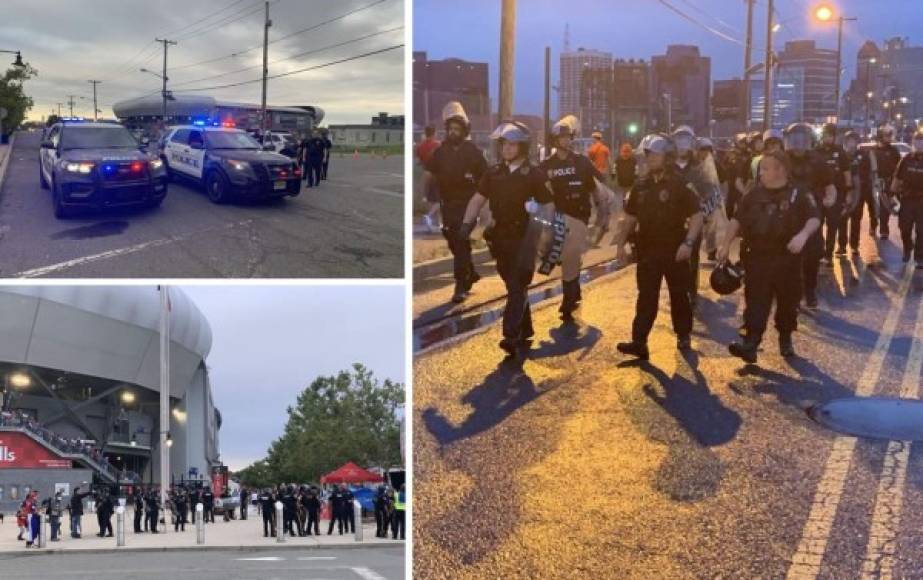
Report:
239,364,404,485
0,62,37,137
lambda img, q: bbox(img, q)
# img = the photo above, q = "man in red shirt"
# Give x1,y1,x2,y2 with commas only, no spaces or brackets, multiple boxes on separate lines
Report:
415,126,442,233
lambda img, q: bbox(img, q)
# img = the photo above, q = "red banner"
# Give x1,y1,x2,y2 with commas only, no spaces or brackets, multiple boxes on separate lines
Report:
0,432,72,469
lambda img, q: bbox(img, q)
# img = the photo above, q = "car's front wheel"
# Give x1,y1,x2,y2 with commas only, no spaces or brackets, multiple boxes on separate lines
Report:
205,170,230,204
52,179,72,219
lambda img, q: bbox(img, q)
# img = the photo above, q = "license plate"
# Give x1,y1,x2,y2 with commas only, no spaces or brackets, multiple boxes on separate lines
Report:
274,180,286,191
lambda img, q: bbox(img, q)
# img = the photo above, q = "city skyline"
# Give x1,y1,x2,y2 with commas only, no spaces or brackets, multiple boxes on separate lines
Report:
413,0,923,118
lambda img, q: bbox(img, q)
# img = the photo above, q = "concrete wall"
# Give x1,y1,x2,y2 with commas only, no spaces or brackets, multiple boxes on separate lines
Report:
0,468,93,514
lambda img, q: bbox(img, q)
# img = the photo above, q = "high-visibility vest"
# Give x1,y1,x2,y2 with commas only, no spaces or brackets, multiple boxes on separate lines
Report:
394,493,405,511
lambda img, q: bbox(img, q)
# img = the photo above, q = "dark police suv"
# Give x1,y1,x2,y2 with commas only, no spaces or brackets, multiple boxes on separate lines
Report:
39,120,168,219
160,125,302,203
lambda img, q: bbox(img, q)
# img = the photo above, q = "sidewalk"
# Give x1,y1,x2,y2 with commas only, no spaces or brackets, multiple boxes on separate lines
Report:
0,140,11,192
0,509,403,555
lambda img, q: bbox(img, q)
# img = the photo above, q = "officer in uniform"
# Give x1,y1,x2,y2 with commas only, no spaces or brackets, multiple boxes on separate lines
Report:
891,128,923,266
458,121,554,355
373,486,389,538
133,487,145,533
320,129,333,181
281,486,296,536
613,134,704,360
305,487,321,536
146,488,160,533
202,486,214,523
341,485,355,533
300,130,326,188
422,102,488,303
327,486,344,535
859,124,903,238
815,123,853,263
173,489,188,532
836,130,863,255
785,123,834,309
719,149,821,362
539,114,611,321
259,488,275,537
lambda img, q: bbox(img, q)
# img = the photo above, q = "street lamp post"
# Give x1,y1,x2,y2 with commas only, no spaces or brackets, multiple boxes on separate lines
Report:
763,0,774,131
813,4,856,123
0,50,25,68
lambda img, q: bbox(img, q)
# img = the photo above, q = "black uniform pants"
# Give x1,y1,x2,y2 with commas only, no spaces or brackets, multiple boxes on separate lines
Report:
493,236,534,341
322,158,330,180
134,508,143,532
440,199,475,285
744,252,802,343
821,204,844,258
240,502,248,520
262,511,275,537
283,511,295,535
307,510,320,535
631,250,693,344
899,197,923,262
391,509,405,540
305,158,323,187
374,508,388,537
802,232,823,299
204,505,213,523
343,507,355,533
328,508,343,534
100,514,112,536
148,509,159,533
175,509,186,531
726,186,742,220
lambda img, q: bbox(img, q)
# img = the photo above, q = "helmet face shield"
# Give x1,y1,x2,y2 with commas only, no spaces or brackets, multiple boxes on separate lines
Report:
784,131,811,153
673,133,694,153
490,121,530,144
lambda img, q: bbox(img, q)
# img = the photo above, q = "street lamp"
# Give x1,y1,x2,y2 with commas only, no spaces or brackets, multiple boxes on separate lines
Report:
813,4,856,122
8,372,30,389
0,50,25,68
121,391,135,405
139,68,164,80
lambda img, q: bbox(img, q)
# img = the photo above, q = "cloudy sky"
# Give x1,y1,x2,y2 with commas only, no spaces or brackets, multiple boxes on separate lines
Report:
4,0,404,124
179,284,406,472
415,0,922,116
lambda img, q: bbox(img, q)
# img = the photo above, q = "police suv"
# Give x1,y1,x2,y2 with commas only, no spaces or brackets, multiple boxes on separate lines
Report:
161,125,302,203
39,119,168,219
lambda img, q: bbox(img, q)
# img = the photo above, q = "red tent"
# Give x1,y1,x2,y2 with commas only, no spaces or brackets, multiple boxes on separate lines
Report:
320,462,383,484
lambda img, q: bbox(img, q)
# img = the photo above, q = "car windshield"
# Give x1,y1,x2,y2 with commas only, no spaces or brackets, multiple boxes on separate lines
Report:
61,127,139,150
205,131,261,150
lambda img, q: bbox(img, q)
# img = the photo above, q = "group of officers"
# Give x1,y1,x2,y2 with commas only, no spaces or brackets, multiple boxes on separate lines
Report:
421,100,923,361
295,129,333,188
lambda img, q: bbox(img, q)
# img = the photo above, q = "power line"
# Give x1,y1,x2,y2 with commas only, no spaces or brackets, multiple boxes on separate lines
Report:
172,43,403,93
162,0,252,38
170,25,403,89
170,0,393,72
657,0,744,45
675,0,742,35
172,0,276,42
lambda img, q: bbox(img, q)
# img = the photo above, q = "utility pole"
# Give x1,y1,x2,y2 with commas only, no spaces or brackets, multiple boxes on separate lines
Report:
155,38,177,122
66,95,77,118
87,80,101,121
544,46,551,154
762,0,774,131
498,0,516,123
743,0,755,130
56,103,62,117
261,1,272,135
833,16,857,123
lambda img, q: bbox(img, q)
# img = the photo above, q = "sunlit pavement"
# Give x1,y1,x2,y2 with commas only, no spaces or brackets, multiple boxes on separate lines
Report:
0,131,403,278
413,219,923,579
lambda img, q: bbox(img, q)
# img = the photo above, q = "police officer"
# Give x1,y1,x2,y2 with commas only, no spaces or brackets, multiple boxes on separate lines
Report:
859,124,903,239
202,486,214,523
373,486,389,538
259,488,275,537
836,130,863,255
281,485,296,536
327,486,344,535
540,115,611,321
300,130,326,188
96,490,113,537
815,123,853,263
133,487,145,533
239,486,249,521
785,122,834,309
320,129,333,180
305,487,321,536
173,489,188,532
891,128,923,267
341,485,355,533
613,134,704,360
146,488,160,533
458,121,554,355
719,149,821,362
422,101,488,303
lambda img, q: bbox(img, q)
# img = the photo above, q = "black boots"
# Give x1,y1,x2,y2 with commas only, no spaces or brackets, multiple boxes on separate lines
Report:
560,279,581,320
729,339,759,364
779,334,795,358
617,341,650,361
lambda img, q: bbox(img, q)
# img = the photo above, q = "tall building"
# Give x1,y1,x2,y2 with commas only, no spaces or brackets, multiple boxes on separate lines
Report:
611,59,651,143
853,38,923,130
651,45,711,132
775,40,837,123
558,48,612,133
712,79,745,136
412,51,490,132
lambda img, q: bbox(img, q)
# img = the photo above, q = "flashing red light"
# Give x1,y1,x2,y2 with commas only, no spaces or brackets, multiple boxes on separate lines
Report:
293,167,302,177
130,161,144,173
279,170,288,177
221,121,236,128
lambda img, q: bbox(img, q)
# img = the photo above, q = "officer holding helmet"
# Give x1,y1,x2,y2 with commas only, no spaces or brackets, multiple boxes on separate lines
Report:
613,134,704,360
718,149,821,363
837,130,863,255
815,123,853,263
784,122,835,309
459,121,554,355
540,115,612,321
859,124,903,239
891,128,923,267
422,102,488,303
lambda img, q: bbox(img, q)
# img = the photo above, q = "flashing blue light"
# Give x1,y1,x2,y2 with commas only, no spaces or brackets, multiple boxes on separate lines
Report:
192,120,207,127
102,164,116,174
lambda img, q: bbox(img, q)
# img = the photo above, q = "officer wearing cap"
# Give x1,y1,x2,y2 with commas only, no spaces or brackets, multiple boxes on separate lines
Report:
540,115,612,321
859,124,903,239
718,149,821,363
613,133,704,360
784,122,835,309
837,130,863,255
459,121,554,355
891,128,923,267
815,123,853,263
422,102,488,303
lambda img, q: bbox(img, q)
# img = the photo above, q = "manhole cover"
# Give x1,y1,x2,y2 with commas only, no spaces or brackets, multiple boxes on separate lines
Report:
809,398,923,441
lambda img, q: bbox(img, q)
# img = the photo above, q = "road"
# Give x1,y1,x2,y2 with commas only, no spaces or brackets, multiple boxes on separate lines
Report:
0,131,403,278
413,218,923,579
0,546,404,579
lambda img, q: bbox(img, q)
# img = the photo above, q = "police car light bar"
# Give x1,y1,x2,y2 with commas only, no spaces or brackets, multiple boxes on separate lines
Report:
192,120,207,127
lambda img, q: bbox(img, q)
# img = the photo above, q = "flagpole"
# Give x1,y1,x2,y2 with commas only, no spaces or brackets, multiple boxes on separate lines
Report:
159,285,170,516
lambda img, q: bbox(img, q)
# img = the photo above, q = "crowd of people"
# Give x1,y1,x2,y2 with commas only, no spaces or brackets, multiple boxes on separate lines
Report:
418,100,923,360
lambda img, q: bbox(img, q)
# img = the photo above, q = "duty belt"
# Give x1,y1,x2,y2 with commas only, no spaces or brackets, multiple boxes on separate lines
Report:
538,211,567,275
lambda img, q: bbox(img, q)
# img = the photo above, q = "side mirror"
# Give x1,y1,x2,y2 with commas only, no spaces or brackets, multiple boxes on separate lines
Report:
41,140,55,149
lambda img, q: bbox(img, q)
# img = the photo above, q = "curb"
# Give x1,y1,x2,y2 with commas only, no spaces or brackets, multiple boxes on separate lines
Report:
0,132,16,193
413,247,491,285
0,539,404,558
